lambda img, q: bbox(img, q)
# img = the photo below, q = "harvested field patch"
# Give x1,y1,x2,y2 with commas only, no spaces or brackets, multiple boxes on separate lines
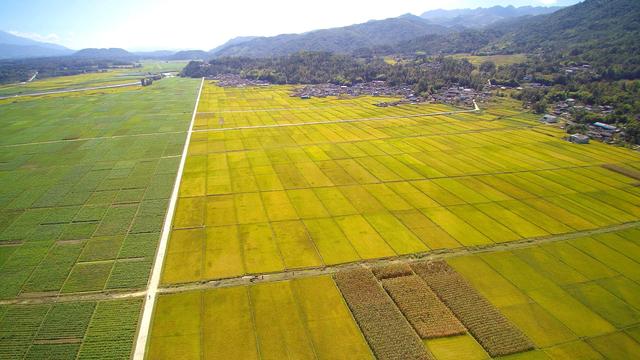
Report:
334,268,433,360
372,263,413,280
382,275,465,339
602,163,640,181
412,261,534,357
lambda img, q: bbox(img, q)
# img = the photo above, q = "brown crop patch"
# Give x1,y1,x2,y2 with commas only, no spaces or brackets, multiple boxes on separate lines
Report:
373,263,414,280
412,261,534,357
602,164,640,181
334,268,433,360
382,275,466,339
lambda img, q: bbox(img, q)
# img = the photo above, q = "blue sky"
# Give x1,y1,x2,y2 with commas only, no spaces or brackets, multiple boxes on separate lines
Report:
0,0,582,51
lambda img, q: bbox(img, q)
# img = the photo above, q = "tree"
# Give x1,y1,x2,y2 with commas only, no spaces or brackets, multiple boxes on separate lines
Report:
532,100,548,114
479,60,496,75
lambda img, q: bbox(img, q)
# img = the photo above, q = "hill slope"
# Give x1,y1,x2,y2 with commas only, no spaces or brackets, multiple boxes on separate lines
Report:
0,31,73,59
420,5,562,28
72,48,135,59
397,0,640,71
214,14,450,58
210,36,258,55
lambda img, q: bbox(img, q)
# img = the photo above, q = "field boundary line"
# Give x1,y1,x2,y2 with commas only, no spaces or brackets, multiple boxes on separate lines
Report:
0,290,146,305
0,130,187,148
156,221,640,294
0,82,140,100
132,77,204,360
197,103,357,114
193,104,480,132
2,220,637,306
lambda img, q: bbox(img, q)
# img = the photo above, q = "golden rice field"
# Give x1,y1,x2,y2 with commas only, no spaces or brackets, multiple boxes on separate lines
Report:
147,81,640,359
161,82,640,285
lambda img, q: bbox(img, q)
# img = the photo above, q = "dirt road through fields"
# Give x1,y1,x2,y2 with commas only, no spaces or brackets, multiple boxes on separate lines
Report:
132,77,204,360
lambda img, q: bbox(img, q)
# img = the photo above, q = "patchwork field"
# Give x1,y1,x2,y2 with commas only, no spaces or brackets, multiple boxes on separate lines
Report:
149,228,640,360
2,75,640,359
0,75,200,357
162,82,640,285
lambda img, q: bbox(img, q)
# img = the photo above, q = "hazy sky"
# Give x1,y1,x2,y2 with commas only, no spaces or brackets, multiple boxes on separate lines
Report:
0,0,581,51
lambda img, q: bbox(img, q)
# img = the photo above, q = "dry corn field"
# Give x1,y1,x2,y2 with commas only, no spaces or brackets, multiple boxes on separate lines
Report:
412,261,535,357
334,268,433,360
382,275,466,339
373,263,414,280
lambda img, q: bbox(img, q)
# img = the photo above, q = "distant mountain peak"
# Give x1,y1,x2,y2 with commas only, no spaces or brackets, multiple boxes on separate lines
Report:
420,5,563,28
0,30,72,59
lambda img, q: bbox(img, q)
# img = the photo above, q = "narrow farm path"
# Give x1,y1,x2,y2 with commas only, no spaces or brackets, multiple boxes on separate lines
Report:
155,220,640,294
132,77,204,360
0,81,140,100
5,220,636,306
194,101,481,133
0,130,187,148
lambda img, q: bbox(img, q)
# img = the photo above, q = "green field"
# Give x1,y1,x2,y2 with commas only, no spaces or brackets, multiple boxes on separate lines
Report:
449,54,529,66
0,76,200,356
0,60,188,97
0,298,142,360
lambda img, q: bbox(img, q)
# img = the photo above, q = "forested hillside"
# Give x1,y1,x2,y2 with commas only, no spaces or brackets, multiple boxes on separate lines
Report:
214,15,449,58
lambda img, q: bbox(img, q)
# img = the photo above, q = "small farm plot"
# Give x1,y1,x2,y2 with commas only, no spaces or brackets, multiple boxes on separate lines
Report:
0,298,142,360
147,276,373,360
162,83,640,285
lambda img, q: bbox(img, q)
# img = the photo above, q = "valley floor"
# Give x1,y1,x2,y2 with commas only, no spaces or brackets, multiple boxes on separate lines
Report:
1,75,640,359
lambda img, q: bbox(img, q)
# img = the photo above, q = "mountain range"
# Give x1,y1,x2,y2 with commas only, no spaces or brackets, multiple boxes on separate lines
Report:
211,14,450,58
0,31,73,59
420,5,563,28
2,1,637,66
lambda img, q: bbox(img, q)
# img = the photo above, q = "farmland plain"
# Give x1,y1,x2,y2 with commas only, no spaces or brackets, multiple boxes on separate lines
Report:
0,74,200,358
147,81,640,359
162,82,640,285
0,60,187,98
2,74,640,359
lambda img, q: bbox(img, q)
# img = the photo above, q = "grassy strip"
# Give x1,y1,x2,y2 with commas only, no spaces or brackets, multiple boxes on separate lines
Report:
372,263,414,280
412,261,534,357
382,275,466,339
334,268,433,360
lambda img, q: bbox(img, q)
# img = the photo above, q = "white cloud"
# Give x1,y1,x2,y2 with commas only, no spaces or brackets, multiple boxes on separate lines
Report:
8,30,61,44
539,0,558,4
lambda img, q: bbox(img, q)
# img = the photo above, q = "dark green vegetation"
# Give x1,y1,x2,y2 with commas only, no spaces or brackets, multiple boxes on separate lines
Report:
396,0,640,78
515,81,640,143
0,298,142,360
184,53,478,90
0,57,133,84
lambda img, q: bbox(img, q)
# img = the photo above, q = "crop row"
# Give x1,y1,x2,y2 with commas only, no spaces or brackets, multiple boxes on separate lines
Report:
412,261,534,357
382,275,466,339
334,268,432,360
